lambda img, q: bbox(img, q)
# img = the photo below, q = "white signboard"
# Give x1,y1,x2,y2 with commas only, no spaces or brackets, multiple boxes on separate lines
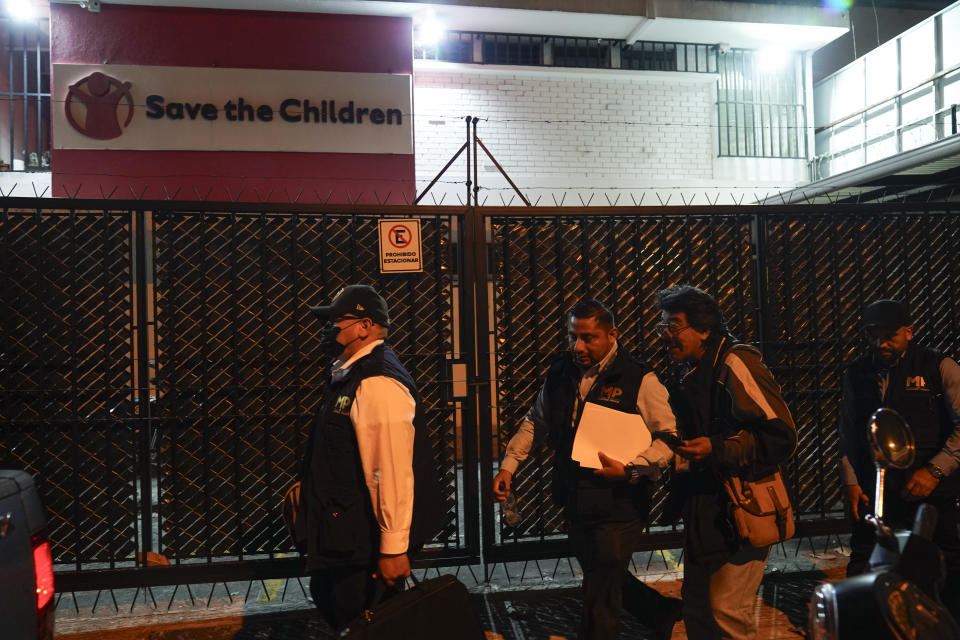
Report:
52,64,412,154
379,219,422,273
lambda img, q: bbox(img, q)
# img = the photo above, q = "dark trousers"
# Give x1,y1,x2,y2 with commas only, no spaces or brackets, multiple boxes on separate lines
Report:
570,518,672,640
309,565,403,632
847,497,960,620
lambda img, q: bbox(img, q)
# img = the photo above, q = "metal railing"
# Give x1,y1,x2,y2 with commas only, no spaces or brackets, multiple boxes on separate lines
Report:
813,2,960,179
415,31,717,74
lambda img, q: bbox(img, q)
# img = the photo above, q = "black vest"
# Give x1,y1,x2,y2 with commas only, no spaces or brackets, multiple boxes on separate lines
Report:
302,344,443,570
845,343,957,499
543,346,654,522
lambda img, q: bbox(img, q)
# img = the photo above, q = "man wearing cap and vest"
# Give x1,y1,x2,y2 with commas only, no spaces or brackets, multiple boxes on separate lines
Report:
301,284,439,632
839,298,960,616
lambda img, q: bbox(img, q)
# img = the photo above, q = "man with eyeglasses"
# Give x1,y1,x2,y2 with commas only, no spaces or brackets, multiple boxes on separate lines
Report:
300,284,440,632
838,298,960,617
655,285,796,640
493,298,683,640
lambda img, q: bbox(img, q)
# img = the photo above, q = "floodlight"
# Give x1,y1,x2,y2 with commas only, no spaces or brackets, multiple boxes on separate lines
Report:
5,0,35,21
416,18,445,48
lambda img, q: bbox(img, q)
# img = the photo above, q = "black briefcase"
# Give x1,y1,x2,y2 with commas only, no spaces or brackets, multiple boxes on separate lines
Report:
344,574,485,639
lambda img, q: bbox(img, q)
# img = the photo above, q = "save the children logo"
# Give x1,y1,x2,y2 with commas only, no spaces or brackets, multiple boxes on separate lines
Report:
64,72,135,140
54,64,413,154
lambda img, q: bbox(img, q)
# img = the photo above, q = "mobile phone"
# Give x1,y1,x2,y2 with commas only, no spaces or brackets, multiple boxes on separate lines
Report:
652,431,684,449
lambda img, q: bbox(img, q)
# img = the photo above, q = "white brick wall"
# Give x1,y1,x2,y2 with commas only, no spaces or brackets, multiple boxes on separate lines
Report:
414,63,807,206
11,63,805,203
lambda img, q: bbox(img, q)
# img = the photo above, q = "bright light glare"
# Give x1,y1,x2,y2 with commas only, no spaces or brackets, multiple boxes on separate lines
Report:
758,47,791,71
5,0,35,21
822,0,853,12
416,19,445,47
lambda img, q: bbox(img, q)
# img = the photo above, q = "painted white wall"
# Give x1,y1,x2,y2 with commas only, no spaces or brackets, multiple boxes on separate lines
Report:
413,61,808,206
0,172,52,198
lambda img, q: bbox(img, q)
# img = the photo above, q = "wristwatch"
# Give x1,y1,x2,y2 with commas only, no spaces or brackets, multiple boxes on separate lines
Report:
624,463,644,485
924,461,946,480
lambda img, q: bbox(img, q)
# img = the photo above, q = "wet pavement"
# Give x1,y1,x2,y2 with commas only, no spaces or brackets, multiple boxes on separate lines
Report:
54,535,851,639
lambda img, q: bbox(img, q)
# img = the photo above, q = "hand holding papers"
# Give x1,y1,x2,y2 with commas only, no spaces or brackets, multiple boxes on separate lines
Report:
571,402,651,469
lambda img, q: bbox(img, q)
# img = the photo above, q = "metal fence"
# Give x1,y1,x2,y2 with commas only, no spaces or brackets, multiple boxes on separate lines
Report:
0,200,475,590
2,197,959,589
482,210,758,559
478,203,960,560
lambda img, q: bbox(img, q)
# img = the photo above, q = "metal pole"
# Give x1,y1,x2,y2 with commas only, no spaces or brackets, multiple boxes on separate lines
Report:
21,33,27,168
475,138,531,206
7,39,13,169
875,468,886,520
472,117,480,207
465,115,472,207
413,142,467,205
134,210,154,554
35,32,41,163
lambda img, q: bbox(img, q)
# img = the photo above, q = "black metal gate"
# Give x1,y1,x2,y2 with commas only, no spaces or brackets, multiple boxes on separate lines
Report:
2,198,959,589
0,200,476,590
478,209,759,560
477,204,960,560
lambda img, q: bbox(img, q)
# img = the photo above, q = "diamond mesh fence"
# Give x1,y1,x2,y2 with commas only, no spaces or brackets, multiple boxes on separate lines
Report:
150,208,466,562
483,204,960,554
486,211,758,547
0,206,139,569
1,201,468,582
762,207,960,519
2,198,959,587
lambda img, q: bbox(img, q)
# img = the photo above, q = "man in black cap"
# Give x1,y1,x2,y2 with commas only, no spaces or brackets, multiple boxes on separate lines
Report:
300,284,423,632
839,298,960,614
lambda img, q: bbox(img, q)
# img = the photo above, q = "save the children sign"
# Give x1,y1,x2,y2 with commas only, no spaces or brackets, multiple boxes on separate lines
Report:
53,63,413,154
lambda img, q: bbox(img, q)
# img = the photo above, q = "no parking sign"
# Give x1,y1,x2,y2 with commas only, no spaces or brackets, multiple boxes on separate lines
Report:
378,219,423,273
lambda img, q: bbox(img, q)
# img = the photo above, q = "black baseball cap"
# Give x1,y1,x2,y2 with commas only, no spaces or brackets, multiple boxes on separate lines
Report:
309,284,390,327
861,299,911,332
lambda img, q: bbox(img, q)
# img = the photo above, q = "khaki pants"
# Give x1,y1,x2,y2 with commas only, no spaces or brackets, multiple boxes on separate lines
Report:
681,544,770,640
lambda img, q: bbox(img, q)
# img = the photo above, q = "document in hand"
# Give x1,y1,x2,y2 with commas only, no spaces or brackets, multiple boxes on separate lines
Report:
571,402,652,469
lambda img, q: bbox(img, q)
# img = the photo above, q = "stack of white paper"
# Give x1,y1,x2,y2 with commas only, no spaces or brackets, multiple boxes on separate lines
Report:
571,401,652,469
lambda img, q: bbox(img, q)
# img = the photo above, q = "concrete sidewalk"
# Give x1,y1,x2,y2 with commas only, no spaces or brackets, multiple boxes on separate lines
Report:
53,535,851,639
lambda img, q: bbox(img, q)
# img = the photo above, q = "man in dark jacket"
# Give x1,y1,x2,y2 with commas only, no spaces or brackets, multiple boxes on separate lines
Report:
655,285,796,640
301,284,420,632
492,298,682,640
839,298,960,616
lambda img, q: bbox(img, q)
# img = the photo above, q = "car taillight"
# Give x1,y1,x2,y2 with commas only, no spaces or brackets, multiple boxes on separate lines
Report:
31,533,54,611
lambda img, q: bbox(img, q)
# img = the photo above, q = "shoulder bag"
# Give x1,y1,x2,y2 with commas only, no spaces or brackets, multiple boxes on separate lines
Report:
723,469,795,547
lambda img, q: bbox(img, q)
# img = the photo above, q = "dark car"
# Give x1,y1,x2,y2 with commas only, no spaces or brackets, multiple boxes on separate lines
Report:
0,470,54,640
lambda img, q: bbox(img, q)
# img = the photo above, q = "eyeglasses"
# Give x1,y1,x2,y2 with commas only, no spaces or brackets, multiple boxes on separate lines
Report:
656,322,693,336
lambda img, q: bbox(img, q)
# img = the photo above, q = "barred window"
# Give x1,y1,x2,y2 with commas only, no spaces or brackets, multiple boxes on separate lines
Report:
551,37,611,69
717,49,806,158
621,42,717,73
481,34,545,66
414,31,719,76
415,31,474,63
621,42,678,72
3,21,51,172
